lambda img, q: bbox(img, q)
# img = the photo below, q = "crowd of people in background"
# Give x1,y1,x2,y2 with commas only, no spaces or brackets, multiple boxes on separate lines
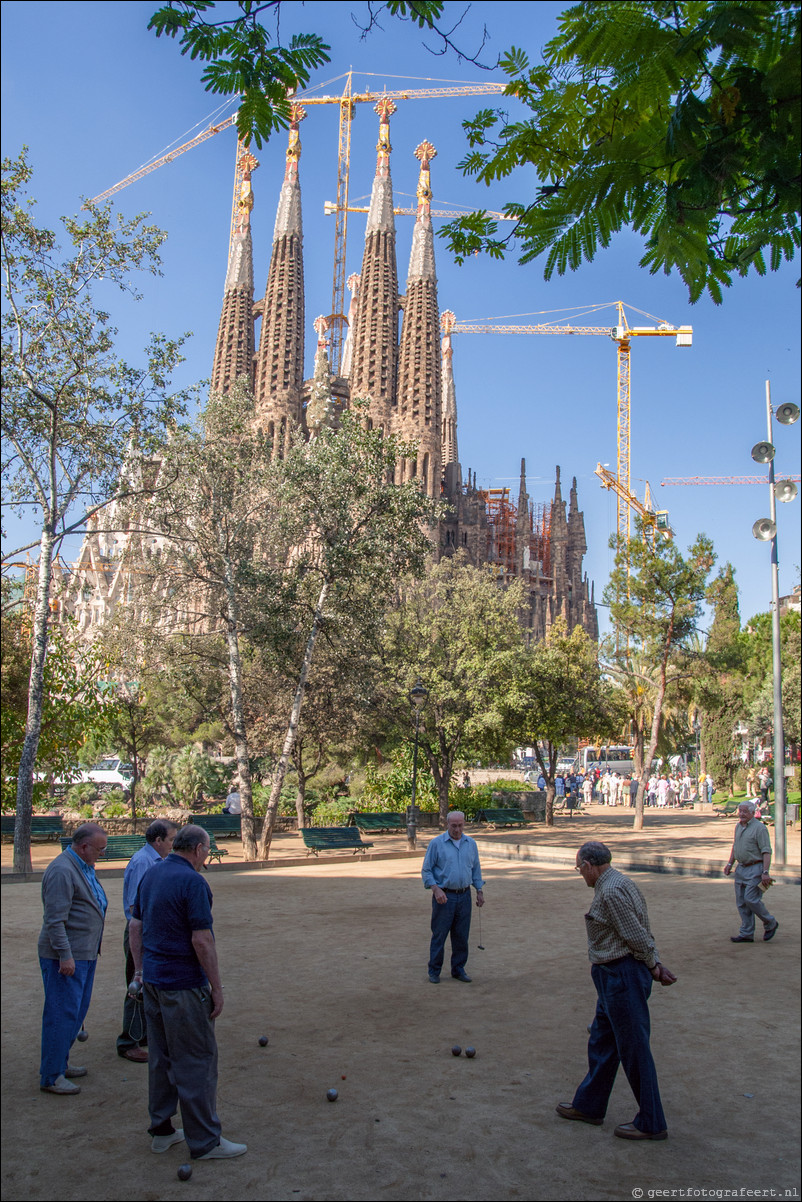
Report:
527,766,725,809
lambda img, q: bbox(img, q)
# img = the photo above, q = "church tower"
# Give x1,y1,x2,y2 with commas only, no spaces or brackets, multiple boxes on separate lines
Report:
396,141,442,498
253,105,306,456
348,99,400,431
211,149,257,395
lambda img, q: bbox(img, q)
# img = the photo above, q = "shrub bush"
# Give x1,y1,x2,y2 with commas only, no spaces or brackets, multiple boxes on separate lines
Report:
66,782,99,806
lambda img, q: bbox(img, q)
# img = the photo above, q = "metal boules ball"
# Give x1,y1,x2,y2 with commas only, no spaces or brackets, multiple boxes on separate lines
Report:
177,1164,193,1181
451,1045,462,1056
465,1047,476,1058
76,1028,89,1043
127,979,143,998
326,1088,339,1102
258,1036,269,1047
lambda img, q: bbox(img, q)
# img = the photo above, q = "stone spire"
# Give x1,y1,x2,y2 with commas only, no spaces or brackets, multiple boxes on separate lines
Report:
253,104,306,455
306,316,336,436
396,140,441,498
211,148,257,394
440,310,458,468
348,99,400,428
339,272,360,380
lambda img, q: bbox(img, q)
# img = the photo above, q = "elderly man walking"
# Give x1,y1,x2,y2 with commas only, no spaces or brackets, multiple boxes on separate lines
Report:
724,801,778,943
557,841,676,1141
38,822,108,1095
421,811,484,984
129,824,246,1160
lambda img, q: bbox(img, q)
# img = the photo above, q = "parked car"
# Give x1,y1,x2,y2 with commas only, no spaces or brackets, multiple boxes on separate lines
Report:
81,757,134,792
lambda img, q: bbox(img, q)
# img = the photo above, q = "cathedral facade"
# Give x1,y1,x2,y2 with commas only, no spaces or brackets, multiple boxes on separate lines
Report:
65,102,597,644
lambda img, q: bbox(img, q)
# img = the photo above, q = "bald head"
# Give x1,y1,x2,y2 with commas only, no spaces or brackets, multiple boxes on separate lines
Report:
446,812,465,839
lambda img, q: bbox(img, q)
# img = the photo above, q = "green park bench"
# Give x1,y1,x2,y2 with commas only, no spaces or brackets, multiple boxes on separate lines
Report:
477,807,528,828
300,827,374,857
2,815,64,841
190,813,242,839
203,835,228,867
714,799,742,818
349,812,406,833
60,834,145,860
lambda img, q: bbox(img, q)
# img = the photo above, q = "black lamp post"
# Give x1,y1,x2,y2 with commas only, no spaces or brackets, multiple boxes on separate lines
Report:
407,680,429,851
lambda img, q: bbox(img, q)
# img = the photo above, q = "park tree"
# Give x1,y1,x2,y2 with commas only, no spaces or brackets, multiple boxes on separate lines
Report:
255,406,441,858
377,554,525,827
604,525,716,829
444,1,801,303
698,564,748,796
1,150,195,872
508,618,618,826
122,379,294,859
744,608,801,753
148,1,490,147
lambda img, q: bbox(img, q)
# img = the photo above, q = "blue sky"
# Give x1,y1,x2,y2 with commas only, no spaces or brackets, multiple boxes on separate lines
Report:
2,0,800,632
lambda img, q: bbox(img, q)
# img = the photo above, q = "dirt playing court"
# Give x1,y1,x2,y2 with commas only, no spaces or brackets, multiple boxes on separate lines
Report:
1,845,799,1202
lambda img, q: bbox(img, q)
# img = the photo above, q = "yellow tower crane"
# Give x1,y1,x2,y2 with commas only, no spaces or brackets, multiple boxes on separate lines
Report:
89,73,507,375
451,302,692,550
595,465,672,548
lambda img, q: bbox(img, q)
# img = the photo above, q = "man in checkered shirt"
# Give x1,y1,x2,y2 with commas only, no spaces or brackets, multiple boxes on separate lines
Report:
556,841,677,1141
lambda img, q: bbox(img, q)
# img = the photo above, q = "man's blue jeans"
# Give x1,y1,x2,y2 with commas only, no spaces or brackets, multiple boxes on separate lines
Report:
572,956,667,1134
39,956,97,1087
428,890,471,976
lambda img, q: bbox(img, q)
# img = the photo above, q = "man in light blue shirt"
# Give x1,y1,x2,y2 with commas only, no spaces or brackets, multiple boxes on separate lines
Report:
117,820,178,1062
421,811,484,984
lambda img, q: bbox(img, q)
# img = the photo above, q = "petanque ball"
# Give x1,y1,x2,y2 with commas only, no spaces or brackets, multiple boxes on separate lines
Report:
76,1029,89,1043
177,1164,193,1181
258,1036,269,1046
451,1045,462,1057
465,1047,476,1058
326,1088,339,1102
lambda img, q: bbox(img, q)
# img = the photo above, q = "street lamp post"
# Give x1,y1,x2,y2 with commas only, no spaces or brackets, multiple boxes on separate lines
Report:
407,680,429,851
750,384,799,867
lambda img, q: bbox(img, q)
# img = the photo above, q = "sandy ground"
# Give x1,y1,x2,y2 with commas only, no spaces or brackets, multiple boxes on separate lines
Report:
1,834,800,1202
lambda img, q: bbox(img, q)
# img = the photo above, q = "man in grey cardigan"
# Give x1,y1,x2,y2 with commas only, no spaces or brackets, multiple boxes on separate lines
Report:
38,823,108,1094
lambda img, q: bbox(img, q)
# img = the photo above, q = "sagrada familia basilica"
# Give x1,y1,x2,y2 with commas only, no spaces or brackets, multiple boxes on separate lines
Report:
64,101,597,643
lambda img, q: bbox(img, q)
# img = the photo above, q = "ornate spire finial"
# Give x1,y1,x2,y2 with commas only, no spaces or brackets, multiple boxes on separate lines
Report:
374,98,396,170
313,314,329,348
414,141,437,217
285,104,307,174
440,310,456,335
234,149,258,232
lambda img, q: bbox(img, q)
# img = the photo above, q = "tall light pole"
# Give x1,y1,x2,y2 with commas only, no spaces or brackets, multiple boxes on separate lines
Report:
407,681,429,851
750,385,799,867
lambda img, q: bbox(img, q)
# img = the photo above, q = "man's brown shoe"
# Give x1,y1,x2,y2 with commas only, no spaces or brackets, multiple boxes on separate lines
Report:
614,1122,667,1141
120,1047,149,1063
556,1104,603,1126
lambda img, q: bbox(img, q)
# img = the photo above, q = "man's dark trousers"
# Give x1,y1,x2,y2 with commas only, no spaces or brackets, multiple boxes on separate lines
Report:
144,983,221,1158
572,956,667,1134
117,923,147,1055
428,889,471,977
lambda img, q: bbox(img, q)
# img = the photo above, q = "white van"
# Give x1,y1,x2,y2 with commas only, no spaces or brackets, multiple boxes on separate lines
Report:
82,758,134,792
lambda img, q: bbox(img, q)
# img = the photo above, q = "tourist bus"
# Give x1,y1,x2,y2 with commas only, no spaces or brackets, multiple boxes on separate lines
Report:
573,746,635,776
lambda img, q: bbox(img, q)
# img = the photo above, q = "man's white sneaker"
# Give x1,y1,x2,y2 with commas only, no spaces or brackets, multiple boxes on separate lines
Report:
40,1074,81,1095
197,1137,247,1159
151,1129,185,1153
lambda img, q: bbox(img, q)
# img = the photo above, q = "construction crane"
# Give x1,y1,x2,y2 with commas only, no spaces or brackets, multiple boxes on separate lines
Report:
595,465,672,548
661,475,801,486
89,73,507,373
451,302,693,549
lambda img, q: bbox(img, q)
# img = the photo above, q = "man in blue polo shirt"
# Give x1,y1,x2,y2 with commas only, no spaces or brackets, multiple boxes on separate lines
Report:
129,824,247,1160
421,810,485,983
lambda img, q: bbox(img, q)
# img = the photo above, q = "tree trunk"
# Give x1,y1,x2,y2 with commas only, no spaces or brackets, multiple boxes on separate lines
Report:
14,524,55,874
633,638,672,832
258,581,328,860
222,577,256,859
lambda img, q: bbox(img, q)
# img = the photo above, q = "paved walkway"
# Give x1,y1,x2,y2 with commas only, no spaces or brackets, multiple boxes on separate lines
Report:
3,804,799,883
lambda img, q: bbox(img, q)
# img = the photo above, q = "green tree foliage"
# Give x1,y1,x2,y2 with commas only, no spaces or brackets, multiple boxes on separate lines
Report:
444,2,801,303
255,403,441,856
507,618,617,826
1,150,196,871
699,564,747,794
377,553,525,827
604,524,716,828
0,619,111,813
744,608,801,750
148,1,457,148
